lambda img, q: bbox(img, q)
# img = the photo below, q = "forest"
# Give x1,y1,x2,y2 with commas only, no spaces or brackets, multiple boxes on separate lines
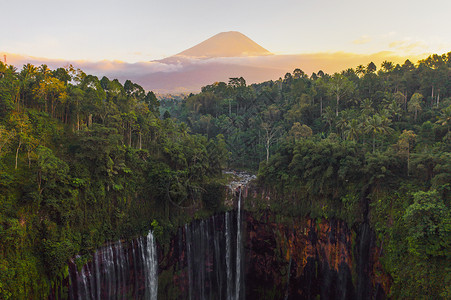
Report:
162,53,450,298
0,52,450,298
0,62,228,298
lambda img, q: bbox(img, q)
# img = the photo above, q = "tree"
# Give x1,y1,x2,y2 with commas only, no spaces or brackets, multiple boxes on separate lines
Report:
364,114,389,152
289,122,312,141
33,146,70,196
397,130,416,175
387,100,403,121
292,68,305,79
0,66,17,117
228,77,246,88
9,112,31,169
260,104,281,162
336,110,353,139
0,126,15,157
322,106,336,132
404,189,449,258
18,63,37,111
344,119,361,141
367,62,377,73
408,92,423,121
144,91,159,114
356,65,365,77
163,110,171,119
436,105,451,132
313,77,328,116
360,98,374,116
381,61,394,73
327,73,355,116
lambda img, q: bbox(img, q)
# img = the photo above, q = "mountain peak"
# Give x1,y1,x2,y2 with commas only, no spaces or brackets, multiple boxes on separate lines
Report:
175,31,272,59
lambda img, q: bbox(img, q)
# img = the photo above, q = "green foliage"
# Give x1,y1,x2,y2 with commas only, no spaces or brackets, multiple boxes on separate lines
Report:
0,62,228,299
0,52,449,298
202,181,226,212
404,190,450,257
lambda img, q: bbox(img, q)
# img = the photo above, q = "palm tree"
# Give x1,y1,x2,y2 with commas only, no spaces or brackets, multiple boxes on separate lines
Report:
394,91,407,111
379,114,394,136
408,92,423,121
18,63,37,110
364,114,383,152
38,64,51,80
381,61,394,72
360,98,374,116
367,62,377,73
322,106,336,133
387,100,402,121
0,61,8,79
336,110,352,139
327,73,355,116
345,119,361,141
436,105,451,132
356,65,365,77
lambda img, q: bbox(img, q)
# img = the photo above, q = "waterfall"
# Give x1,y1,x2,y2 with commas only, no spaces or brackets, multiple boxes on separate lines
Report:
69,230,158,300
225,211,232,300
144,231,158,300
182,209,244,299
235,187,243,300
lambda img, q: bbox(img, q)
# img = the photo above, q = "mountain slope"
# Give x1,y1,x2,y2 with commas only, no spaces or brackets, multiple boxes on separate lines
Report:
174,31,272,59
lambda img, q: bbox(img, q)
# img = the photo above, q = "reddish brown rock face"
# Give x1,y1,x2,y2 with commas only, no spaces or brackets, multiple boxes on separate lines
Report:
64,210,390,300
243,211,390,299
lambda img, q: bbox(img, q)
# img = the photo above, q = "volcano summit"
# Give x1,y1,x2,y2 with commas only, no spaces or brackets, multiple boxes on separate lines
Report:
174,31,273,59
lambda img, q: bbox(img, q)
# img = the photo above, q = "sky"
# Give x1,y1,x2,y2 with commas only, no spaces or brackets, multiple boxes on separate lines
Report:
2,0,451,63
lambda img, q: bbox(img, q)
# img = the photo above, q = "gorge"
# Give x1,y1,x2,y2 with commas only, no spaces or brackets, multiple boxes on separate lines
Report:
1,52,449,299
66,185,389,299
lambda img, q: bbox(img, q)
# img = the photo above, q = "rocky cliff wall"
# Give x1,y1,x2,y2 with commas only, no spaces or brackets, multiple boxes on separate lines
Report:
64,210,391,299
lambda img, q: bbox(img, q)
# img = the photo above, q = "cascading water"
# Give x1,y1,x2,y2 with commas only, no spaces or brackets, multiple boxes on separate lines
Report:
225,211,232,300
181,208,243,300
68,230,158,300
235,187,243,300
174,174,249,300
68,172,253,300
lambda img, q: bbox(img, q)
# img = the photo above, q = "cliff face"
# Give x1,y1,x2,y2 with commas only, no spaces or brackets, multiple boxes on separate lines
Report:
244,211,390,299
64,210,391,299
156,211,391,299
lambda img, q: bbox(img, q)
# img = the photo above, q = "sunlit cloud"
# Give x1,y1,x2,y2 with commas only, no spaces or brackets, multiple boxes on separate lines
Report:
389,39,428,53
353,35,372,45
0,50,436,94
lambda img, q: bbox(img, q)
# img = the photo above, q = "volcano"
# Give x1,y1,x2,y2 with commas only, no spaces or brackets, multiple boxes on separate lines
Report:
6,32,416,93
174,31,272,59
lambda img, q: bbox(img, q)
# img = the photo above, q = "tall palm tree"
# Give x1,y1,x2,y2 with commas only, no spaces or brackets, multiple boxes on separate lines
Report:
18,63,37,110
336,110,352,139
408,92,423,121
345,119,361,141
387,100,402,121
381,61,394,72
322,106,336,133
379,114,394,136
360,98,374,116
327,73,355,116
436,105,451,132
356,65,365,77
0,61,8,79
364,114,383,152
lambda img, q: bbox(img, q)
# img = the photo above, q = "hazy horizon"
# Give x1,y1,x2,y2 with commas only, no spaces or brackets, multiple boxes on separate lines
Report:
2,0,451,93
2,0,451,63
3,48,431,94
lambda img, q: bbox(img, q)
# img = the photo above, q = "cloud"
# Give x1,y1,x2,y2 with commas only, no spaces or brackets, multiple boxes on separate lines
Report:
353,35,372,45
2,51,428,94
389,39,428,53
